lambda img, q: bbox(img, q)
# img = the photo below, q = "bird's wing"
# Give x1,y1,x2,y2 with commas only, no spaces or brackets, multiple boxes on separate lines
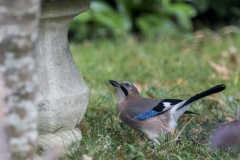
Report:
134,99,183,120
134,84,226,121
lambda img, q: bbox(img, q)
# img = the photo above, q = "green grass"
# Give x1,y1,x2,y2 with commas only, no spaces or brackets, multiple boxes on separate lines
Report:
64,30,240,159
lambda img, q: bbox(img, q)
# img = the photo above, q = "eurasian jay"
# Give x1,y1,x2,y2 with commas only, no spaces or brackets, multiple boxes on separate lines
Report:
109,80,226,145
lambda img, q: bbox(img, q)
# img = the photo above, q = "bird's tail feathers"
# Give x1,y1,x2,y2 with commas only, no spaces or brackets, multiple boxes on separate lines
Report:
184,110,199,115
177,84,226,111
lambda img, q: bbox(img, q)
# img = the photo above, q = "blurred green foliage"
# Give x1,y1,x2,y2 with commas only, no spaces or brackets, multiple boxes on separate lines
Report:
68,0,240,42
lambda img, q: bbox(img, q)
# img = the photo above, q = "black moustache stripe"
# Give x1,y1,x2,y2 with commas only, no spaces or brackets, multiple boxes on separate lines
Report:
120,86,128,96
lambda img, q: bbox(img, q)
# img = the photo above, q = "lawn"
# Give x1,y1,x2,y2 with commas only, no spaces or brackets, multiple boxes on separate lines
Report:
65,30,240,159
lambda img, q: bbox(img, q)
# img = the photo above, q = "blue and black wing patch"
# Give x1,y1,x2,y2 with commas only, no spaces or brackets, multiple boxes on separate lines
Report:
134,99,182,120
134,110,159,120
152,99,182,112
134,99,198,120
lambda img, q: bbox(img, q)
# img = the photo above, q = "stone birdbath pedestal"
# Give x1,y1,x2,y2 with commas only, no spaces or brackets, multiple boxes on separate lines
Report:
36,0,89,147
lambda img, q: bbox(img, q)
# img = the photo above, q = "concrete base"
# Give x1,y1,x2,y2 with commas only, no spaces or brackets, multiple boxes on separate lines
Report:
38,128,82,147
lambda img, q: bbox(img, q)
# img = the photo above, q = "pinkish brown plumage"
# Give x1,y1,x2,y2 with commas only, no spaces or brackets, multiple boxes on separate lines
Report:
109,80,226,145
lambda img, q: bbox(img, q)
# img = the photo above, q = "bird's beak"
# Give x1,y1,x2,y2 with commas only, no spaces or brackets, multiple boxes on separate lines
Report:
109,80,120,87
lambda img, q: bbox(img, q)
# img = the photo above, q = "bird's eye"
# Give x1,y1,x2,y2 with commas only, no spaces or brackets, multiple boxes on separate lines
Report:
125,83,131,88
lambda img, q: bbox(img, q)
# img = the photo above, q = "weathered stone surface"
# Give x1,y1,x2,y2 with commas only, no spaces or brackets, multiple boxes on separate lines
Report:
0,0,40,159
36,0,89,147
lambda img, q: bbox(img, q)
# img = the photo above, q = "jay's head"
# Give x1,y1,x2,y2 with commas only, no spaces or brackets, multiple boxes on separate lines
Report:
109,80,139,102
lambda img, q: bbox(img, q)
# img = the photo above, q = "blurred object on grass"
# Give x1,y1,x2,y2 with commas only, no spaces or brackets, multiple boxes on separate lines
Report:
210,116,240,154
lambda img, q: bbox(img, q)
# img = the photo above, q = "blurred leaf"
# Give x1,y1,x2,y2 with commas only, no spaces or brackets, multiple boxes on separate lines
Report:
91,1,130,31
137,14,179,37
128,144,136,152
188,0,209,13
91,1,114,13
209,61,230,80
73,11,92,23
69,14,91,41
163,0,197,30
115,0,135,30
175,3,197,17
137,151,145,157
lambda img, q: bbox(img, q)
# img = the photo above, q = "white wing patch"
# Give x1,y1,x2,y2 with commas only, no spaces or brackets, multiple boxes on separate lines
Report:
163,102,171,108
